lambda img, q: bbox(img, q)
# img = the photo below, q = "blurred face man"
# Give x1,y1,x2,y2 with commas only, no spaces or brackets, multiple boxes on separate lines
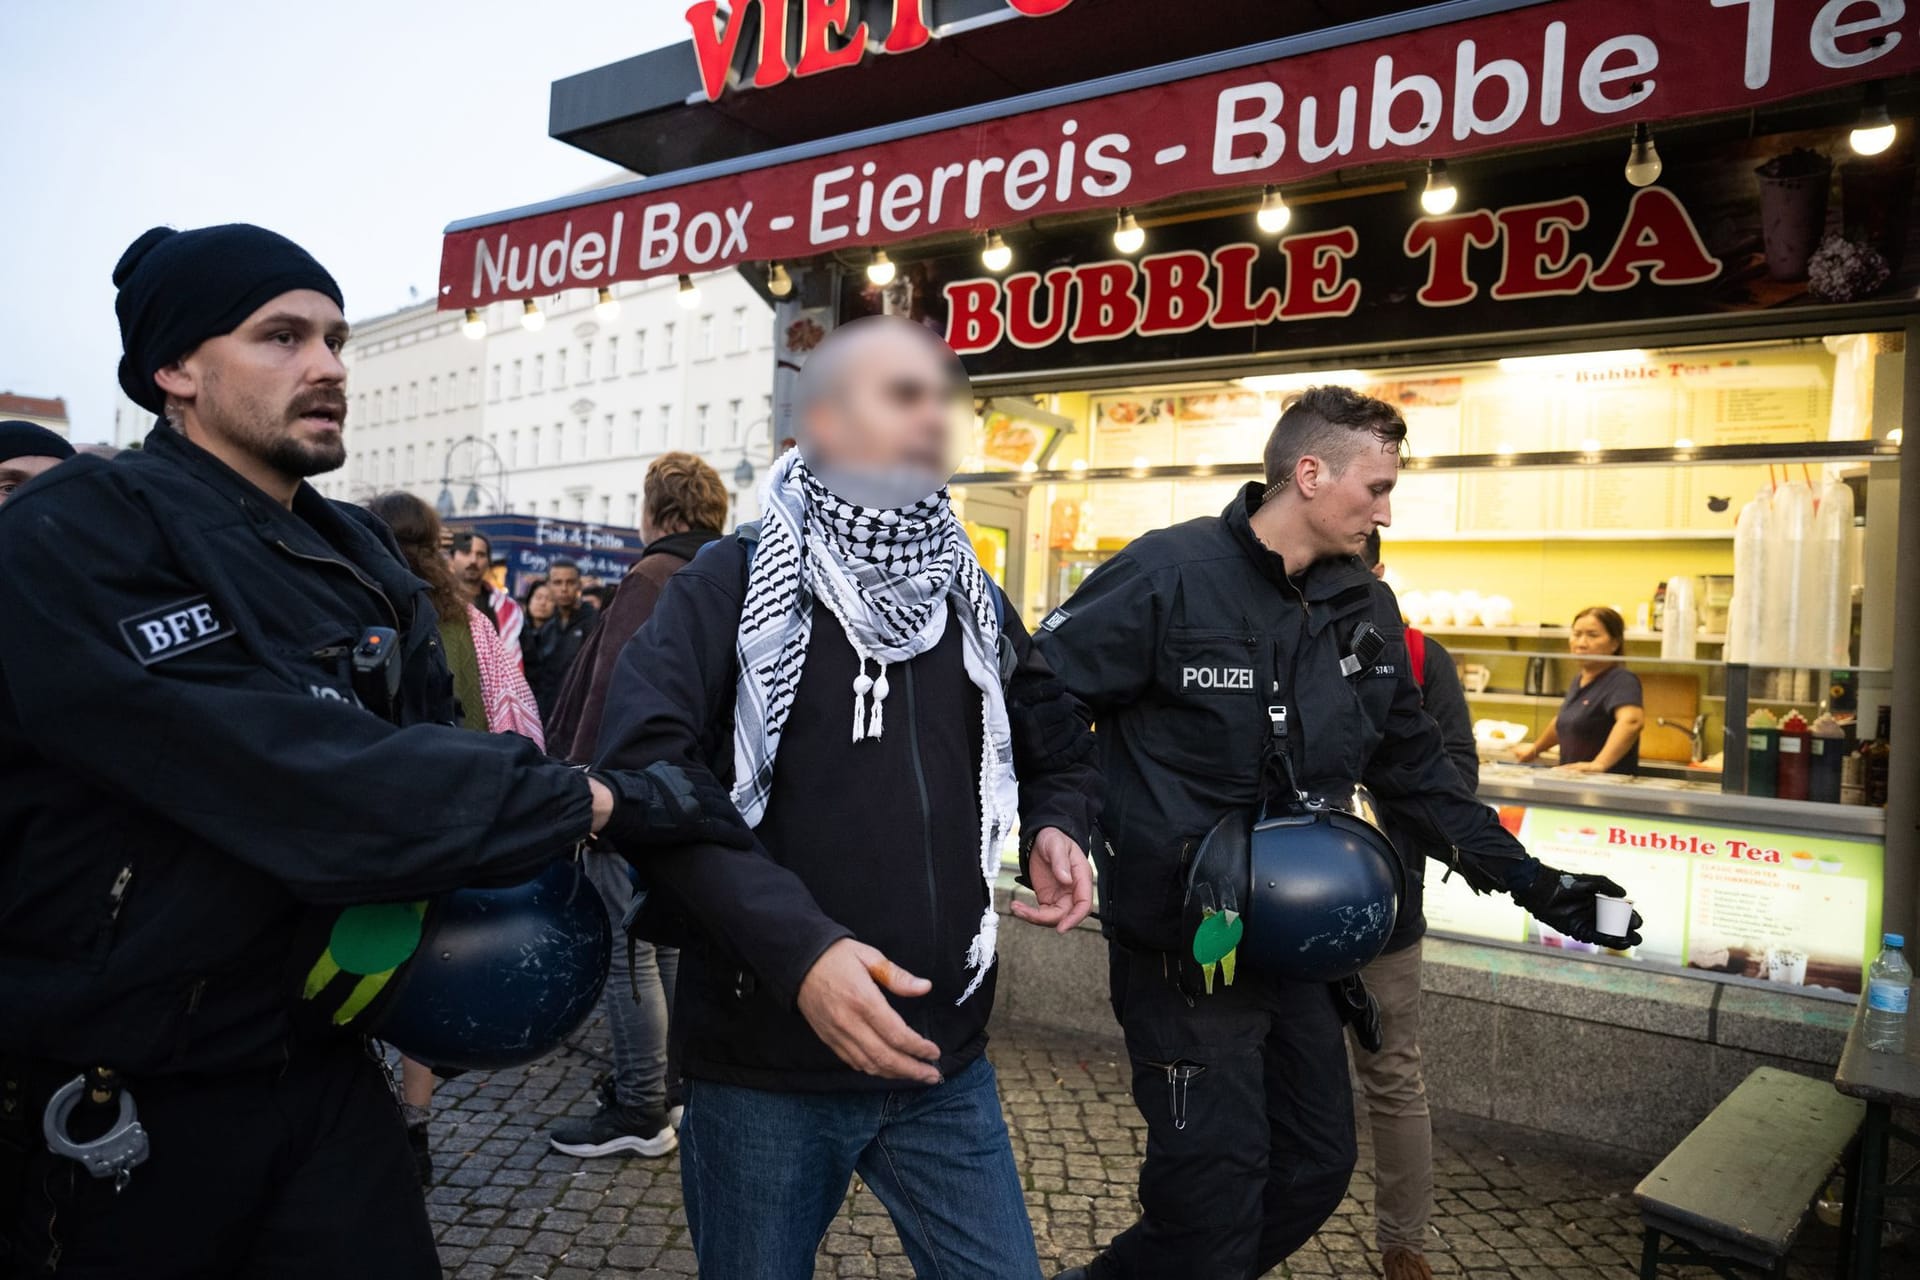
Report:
151,289,348,504
449,535,490,595
798,317,965,509
547,563,583,613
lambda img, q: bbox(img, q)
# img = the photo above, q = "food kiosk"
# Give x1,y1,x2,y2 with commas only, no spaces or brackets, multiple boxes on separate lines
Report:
437,0,1917,999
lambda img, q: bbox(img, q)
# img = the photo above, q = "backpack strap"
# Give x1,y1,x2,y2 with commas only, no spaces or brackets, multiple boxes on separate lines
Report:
1406,625,1428,691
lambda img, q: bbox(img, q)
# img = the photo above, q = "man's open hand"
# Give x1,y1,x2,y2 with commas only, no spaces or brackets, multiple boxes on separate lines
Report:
1012,827,1093,934
795,939,942,1085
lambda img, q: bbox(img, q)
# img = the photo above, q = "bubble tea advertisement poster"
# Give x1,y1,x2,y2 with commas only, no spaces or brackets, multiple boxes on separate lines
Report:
1424,805,1883,994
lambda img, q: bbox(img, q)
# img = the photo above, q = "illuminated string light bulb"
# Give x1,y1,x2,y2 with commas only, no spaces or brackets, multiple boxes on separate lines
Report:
866,250,896,286
1112,209,1145,254
676,274,700,309
462,308,485,341
1624,123,1664,187
766,262,794,298
1255,186,1292,234
594,286,621,320
520,299,545,332
1420,160,1457,215
981,231,1012,272
1851,82,1896,156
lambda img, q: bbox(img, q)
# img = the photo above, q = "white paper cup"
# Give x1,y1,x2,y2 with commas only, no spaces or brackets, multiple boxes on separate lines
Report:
1595,895,1635,938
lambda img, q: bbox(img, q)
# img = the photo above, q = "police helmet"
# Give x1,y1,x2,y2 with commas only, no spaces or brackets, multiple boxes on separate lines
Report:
1184,785,1403,984
371,857,612,1073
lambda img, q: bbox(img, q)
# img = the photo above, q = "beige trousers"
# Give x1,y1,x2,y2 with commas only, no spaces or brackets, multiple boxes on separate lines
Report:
1349,940,1432,1252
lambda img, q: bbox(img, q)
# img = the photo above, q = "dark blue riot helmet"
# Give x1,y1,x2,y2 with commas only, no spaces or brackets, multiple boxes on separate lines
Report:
1183,707,1404,986
369,857,611,1073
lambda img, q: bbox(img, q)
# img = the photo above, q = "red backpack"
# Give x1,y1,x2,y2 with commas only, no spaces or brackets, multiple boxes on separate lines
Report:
1406,626,1428,693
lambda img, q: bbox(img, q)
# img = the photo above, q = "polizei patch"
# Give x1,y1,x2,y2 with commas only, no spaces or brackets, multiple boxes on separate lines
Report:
1040,608,1071,632
1182,666,1254,690
120,596,235,665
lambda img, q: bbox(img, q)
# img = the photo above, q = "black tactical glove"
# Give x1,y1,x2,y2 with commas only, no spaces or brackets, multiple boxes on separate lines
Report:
1515,864,1644,948
592,763,755,855
1334,973,1383,1053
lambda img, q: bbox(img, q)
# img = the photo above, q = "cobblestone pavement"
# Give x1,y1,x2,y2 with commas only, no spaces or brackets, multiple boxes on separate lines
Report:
418,1017,1889,1279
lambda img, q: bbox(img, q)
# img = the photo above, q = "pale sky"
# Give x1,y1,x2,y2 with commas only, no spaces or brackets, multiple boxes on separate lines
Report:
0,0,689,440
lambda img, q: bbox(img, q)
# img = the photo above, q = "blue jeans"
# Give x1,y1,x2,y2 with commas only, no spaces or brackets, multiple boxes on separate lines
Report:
583,850,679,1113
680,1054,1040,1280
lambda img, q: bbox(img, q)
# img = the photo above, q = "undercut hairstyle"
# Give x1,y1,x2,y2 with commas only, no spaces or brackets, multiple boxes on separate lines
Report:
366,491,465,620
645,451,730,535
1262,385,1409,488
548,558,580,577
1574,605,1628,655
792,314,966,443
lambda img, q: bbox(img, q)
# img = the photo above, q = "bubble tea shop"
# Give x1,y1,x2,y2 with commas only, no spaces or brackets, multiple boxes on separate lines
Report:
436,0,1917,1152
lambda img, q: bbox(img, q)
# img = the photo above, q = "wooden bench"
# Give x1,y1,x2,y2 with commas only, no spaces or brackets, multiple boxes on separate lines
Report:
1633,1067,1864,1278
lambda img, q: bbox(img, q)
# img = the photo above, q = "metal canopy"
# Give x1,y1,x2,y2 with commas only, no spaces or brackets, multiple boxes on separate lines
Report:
549,0,1415,177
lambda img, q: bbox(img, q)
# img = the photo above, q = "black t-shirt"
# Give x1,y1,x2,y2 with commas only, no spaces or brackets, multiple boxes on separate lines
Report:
1555,663,1643,773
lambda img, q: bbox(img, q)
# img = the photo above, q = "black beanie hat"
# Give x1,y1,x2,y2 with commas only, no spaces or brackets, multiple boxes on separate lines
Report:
0,420,77,464
113,224,345,415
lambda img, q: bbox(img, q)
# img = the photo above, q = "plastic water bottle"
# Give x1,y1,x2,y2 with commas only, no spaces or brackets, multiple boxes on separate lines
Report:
1865,934,1912,1054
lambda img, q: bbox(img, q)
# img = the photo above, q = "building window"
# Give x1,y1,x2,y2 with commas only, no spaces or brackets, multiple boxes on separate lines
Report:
695,403,710,448
555,347,567,386
579,342,593,385
632,329,647,372
659,403,673,446
372,390,383,422
697,314,715,360
732,307,749,352
404,444,415,483
510,360,522,397
661,323,677,366
427,377,438,415
550,499,561,516
598,495,611,524
604,336,618,379
626,492,640,526
602,412,615,456
630,409,644,453
508,429,519,465
385,448,396,484
530,425,541,465
489,364,501,402
389,387,399,423
467,367,480,406
727,398,742,444
533,355,544,394
570,419,584,460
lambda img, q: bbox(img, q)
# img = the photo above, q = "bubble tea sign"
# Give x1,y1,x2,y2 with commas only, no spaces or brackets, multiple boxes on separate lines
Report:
1425,803,1883,994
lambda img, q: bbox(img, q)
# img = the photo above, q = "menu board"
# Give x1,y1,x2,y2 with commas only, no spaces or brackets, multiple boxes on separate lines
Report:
1090,394,1177,467
1424,803,1883,993
1173,391,1268,465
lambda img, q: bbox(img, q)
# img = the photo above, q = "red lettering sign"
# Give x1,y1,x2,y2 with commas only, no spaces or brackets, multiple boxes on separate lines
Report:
690,0,1074,102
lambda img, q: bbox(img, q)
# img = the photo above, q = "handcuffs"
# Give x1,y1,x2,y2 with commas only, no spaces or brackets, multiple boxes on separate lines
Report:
42,1067,149,1192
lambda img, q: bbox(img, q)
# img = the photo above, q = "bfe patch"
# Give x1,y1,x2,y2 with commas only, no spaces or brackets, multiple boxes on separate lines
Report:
120,595,235,665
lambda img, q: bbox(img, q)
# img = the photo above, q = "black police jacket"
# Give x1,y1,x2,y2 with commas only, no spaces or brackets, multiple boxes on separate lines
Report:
1035,483,1536,955
0,426,595,1076
595,536,1101,1092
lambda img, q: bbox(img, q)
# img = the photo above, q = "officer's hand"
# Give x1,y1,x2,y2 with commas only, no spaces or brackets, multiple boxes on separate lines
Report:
587,778,615,834
1516,865,1644,948
1013,828,1093,933
592,763,754,854
796,939,942,1085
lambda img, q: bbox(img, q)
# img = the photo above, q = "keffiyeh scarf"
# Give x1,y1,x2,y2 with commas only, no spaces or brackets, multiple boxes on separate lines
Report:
733,449,1018,1003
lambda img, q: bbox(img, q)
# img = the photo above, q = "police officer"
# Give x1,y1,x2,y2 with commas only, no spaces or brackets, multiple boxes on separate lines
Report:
1036,386,1641,1280
0,224,710,1279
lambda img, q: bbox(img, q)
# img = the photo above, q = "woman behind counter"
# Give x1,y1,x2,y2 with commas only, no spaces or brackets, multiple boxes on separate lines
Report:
1514,605,1645,774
